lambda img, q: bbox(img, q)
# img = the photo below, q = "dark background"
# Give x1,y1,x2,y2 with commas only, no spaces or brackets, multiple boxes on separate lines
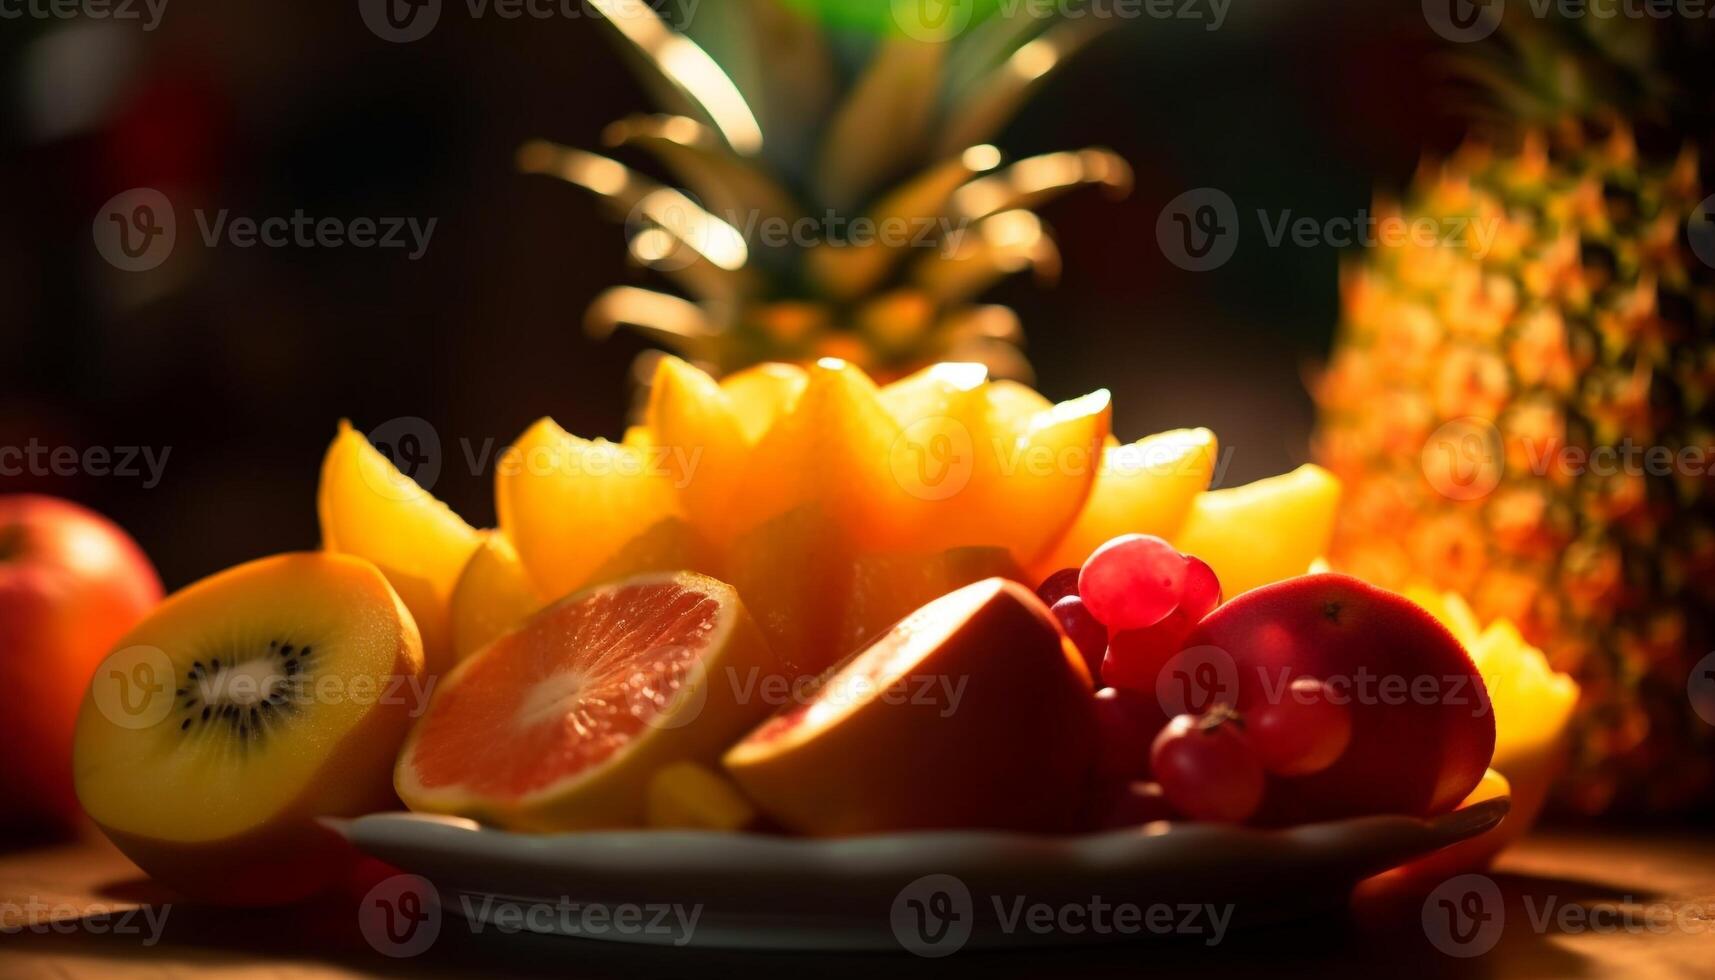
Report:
0,0,1466,590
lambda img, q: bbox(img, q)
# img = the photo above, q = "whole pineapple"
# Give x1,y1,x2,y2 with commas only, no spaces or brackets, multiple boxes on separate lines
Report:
1316,17,1715,814
520,0,1130,381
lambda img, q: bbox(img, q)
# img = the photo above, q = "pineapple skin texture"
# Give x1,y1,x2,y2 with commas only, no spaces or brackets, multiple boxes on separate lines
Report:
1314,123,1715,815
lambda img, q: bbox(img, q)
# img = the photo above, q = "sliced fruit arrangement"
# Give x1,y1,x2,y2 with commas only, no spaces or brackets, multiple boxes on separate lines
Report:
397,572,781,831
72,553,425,905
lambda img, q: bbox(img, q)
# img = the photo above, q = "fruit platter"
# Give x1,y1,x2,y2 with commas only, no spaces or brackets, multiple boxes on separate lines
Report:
46,357,1577,948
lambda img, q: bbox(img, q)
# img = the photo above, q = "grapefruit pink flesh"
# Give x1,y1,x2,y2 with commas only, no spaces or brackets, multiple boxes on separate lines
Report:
397,572,780,831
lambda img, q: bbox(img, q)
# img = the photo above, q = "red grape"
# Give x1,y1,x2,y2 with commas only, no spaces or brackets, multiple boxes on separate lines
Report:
1149,708,1265,823
1247,678,1353,776
1050,596,1107,685
1092,686,1168,781
1035,567,1082,607
1100,609,1195,693
1179,555,1223,622
1079,534,1189,630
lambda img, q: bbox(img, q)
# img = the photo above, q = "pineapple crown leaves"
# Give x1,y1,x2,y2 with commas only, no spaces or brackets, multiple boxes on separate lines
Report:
518,0,1132,378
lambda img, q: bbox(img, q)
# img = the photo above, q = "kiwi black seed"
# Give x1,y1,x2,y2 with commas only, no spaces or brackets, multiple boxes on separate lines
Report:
174,637,319,746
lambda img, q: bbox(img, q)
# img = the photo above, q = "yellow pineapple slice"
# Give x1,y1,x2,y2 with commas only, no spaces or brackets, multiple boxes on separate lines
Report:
448,532,543,662
317,421,481,676
719,362,807,444
494,418,680,601
1038,428,1219,575
721,359,908,554
1172,464,1342,598
644,357,751,542
973,389,1111,567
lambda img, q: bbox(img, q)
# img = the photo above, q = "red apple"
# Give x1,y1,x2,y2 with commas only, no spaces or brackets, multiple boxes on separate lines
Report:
1183,573,1494,823
0,496,162,832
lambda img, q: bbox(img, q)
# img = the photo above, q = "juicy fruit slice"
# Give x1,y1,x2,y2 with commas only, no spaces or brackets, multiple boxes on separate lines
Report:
396,572,780,831
646,762,758,831
1171,465,1341,598
1079,534,1189,631
583,517,719,591
449,532,542,662
965,389,1111,566
720,362,808,444
723,578,1097,835
318,421,481,677
1189,573,1495,822
495,418,681,601
73,553,425,905
1039,428,1219,575
644,358,751,542
723,505,853,678
838,545,1024,655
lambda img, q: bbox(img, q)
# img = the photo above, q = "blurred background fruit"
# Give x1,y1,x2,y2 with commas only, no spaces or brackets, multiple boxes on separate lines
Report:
0,494,161,835
1315,17,1715,814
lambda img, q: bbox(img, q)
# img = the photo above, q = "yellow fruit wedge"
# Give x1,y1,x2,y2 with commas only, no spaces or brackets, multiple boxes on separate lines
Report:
875,363,995,552
721,359,908,552
495,418,680,601
720,362,807,444
983,380,1054,433
1038,428,1220,575
722,504,853,678
318,421,482,677
877,361,989,423
1172,464,1342,598
644,358,752,544
449,532,543,662
646,762,757,831
838,546,1025,654
582,516,719,591
972,389,1111,566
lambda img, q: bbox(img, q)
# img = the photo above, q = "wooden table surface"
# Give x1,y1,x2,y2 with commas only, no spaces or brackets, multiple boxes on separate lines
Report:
2,828,1710,978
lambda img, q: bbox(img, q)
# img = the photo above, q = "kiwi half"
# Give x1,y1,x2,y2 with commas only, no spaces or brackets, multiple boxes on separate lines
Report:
73,552,424,904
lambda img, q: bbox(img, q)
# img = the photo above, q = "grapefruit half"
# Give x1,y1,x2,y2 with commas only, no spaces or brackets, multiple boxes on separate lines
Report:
396,572,780,831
